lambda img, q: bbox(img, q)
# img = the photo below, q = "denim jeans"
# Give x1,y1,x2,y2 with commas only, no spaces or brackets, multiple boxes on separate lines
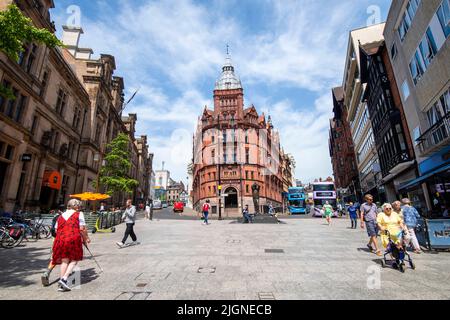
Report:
203,212,209,224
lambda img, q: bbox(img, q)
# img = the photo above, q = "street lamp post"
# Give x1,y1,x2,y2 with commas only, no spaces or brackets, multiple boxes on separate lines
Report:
217,114,223,221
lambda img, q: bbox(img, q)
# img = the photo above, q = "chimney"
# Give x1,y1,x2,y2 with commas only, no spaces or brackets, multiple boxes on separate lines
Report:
62,26,83,56
62,26,93,59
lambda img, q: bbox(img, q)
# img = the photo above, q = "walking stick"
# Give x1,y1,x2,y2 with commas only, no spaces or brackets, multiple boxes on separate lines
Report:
83,242,104,273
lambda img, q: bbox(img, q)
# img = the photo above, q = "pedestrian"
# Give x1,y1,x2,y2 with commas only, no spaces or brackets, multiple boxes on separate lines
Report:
51,199,90,292
401,198,423,254
323,201,333,226
337,202,343,217
347,202,358,229
360,194,382,256
202,200,211,225
145,202,151,220
377,203,408,251
100,202,106,212
149,199,154,221
392,201,404,220
116,199,138,247
41,206,64,286
242,205,253,223
268,203,275,217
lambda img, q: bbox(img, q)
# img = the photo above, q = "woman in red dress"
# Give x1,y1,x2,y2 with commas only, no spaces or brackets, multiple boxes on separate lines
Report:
52,199,90,292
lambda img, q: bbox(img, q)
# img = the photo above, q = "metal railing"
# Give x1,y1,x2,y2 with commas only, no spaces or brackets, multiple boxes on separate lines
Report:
417,112,450,156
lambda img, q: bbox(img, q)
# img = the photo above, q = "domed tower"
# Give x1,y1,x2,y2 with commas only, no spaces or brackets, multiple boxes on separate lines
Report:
213,54,244,122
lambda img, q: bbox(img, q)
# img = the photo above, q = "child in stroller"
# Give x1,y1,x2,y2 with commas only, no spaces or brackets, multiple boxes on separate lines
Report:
380,229,416,273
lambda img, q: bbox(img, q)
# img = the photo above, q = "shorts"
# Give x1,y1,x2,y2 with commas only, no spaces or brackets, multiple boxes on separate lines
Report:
365,220,378,237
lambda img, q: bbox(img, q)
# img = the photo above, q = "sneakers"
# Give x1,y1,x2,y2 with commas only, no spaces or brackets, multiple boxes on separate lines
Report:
57,278,71,292
41,272,50,287
116,241,124,247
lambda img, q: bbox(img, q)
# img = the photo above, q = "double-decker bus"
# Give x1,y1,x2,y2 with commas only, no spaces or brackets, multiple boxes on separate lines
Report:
312,181,338,217
287,187,306,214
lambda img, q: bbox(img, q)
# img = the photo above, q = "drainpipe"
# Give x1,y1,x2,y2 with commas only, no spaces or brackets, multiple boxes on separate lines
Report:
74,108,88,193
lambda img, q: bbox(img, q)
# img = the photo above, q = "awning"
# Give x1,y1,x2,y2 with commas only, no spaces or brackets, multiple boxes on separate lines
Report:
42,171,62,190
399,163,450,191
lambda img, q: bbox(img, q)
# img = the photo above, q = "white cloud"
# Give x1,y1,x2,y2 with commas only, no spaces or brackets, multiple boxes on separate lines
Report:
51,0,389,182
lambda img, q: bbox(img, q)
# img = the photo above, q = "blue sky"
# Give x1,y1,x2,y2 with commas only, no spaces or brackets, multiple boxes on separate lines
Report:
51,0,392,184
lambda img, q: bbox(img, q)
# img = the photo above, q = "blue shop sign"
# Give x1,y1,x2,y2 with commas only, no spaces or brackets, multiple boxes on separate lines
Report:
427,220,450,249
419,144,450,176
414,218,450,249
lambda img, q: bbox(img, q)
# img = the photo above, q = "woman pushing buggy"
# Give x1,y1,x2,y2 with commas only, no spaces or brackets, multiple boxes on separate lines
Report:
376,203,415,272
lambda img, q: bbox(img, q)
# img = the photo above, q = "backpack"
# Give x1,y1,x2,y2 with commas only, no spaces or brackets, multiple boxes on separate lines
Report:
50,214,60,238
202,203,210,212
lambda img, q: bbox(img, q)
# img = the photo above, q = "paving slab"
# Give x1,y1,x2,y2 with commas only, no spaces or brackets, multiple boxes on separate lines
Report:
1,212,449,300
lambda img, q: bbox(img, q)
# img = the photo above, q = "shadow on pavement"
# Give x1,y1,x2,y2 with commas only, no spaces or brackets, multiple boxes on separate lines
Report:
80,268,100,285
0,245,50,288
357,247,373,253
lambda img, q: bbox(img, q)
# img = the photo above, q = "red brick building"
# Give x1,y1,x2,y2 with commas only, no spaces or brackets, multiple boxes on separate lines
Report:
192,55,287,217
329,87,360,202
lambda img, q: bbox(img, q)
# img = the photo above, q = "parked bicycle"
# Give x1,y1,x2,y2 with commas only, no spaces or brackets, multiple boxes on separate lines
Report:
0,218,24,249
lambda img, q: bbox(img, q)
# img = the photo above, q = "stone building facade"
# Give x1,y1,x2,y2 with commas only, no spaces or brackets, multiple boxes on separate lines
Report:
192,55,290,217
0,0,92,211
329,86,360,202
0,2,153,212
342,23,386,201
384,0,450,214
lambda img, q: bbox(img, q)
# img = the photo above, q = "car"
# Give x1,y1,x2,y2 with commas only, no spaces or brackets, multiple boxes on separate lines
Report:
162,201,168,208
173,202,184,213
153,200,162,210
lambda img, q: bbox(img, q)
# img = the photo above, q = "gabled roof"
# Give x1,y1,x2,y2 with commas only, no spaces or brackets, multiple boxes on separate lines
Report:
244,105,258,117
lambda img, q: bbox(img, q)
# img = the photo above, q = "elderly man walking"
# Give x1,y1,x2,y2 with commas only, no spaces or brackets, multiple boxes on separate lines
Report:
402,198,423,254
360,194,382,256
116,199,138,247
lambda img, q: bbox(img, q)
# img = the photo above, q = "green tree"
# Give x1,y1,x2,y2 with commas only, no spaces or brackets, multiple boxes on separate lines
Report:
0,3,63,98
98,133,139,197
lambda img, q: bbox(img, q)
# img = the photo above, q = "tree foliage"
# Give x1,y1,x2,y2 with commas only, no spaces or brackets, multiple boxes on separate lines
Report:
0,4,63,97
99,133,139,196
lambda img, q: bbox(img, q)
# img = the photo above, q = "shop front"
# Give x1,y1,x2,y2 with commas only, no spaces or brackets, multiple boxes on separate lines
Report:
399,146,450,249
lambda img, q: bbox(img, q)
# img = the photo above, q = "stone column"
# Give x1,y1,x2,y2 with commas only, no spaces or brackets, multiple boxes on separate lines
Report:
33,156,47,201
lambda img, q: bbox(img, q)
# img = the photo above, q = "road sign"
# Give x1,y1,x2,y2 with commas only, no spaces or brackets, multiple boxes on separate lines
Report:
218,185,222,190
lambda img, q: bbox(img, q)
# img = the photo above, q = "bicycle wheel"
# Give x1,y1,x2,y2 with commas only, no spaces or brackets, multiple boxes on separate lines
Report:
1,229,24,248
0,233,15,249
23,226,38,242
39,225,52,239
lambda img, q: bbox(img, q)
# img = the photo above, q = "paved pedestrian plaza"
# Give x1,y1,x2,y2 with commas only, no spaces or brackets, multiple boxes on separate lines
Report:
1,212,449,300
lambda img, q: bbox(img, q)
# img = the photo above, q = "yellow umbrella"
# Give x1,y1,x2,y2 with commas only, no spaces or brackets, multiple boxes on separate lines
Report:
70,192,110,201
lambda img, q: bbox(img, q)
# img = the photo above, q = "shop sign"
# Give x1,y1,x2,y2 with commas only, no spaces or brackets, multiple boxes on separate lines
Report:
21,154,32,162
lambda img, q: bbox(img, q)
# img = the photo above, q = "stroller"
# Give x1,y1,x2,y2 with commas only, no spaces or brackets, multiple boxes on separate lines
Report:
380,230,415,273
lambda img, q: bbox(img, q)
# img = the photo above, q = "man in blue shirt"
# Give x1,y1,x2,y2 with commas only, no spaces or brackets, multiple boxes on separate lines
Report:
401,198,422,254
347,202,358,229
